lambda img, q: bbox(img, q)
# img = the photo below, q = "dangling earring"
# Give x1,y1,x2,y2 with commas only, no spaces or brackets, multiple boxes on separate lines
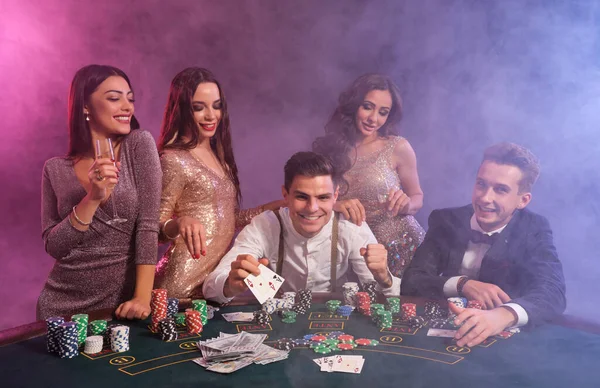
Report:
85,112,90,122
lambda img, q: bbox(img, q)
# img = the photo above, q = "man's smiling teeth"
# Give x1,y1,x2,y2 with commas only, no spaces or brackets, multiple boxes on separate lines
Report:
300,214,321,220
479,206,495,212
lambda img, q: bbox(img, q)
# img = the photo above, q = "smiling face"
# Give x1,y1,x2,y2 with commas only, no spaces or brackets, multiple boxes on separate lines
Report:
282,174,339,238
472,160,532,232
192,82,222,140
354,89,392,138
85,76,134,138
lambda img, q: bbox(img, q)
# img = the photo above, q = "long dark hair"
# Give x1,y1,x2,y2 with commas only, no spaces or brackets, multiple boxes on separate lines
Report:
158,67,241,204
313,74,403,193
67,64,140,158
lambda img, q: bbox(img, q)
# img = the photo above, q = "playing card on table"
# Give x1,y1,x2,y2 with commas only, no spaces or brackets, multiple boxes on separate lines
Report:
221,312,255,322
244,264,285,304
427,328,457,338
332,355,364,374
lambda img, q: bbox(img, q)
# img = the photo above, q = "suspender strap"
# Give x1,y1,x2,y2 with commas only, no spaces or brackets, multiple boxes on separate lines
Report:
330,212,340,292
274,210,285,276
273,210,340,292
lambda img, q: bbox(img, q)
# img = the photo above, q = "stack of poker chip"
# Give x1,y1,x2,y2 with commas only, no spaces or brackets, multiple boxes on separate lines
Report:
254,310,269,324
45,317,65,354
280,309,297,324
401,303,417,320
373,309,393,329
361,281,378,303
467,300,484,310
71,314,89,347
370,303,385,321
150,289,168,333
273,338,296,351
84,335,104,354
206,305,218,320
88,320,108,337
423,301,447,320
282,292,296,309
342,282,359,307
192,299,208,325
185,309,203,334
159,318,178,341
292,289,312,315
447,297,466,318
262,298,278,314
385,297,401,314
356,292,371,316
167,298,179,318
326,300,342,314
407,316,426,329
104,323,120,349
429,318,451,329
174,312,187,327
110,325,130,353
336,305,353,317
57,322,79,358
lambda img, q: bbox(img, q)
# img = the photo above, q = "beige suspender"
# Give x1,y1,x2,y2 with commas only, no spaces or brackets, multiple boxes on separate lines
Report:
273,210,340,292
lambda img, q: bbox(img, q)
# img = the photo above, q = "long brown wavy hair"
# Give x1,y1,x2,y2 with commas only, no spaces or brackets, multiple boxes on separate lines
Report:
313,73,403,194
67,64,140,158
158,67,241,204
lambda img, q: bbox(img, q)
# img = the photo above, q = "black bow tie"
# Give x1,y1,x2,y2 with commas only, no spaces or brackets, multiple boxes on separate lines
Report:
470,230,500,245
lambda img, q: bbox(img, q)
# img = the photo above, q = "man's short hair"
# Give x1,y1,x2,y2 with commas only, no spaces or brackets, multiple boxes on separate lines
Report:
284,152,338,191
482,142,540,193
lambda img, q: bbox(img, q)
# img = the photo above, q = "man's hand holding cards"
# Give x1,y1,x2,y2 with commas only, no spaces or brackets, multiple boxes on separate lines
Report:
223,254,285,302
244,264,285,304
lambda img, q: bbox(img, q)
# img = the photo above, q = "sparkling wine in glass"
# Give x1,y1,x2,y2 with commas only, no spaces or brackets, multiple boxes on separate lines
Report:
95,139,127,225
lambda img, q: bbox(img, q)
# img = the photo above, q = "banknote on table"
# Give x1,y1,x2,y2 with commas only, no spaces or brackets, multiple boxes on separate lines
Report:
194,331,289,373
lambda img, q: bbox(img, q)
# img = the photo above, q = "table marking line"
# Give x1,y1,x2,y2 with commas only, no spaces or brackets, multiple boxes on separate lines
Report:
358,347,463,365
118,349,198,372
379,342,463,357
119,356,199,376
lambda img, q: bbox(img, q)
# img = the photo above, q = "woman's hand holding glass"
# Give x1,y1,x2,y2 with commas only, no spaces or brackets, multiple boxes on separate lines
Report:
385,188,411,217
87,157,120,202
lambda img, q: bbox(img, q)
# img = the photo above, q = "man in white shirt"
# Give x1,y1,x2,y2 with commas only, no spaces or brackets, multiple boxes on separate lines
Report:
402,143,566,347
203,152,400,304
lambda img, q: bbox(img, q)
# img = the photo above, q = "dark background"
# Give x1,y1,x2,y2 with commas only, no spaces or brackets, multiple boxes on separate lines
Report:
1,0,598,330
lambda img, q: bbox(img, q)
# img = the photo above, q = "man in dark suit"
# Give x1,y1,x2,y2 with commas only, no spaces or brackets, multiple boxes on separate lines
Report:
401,142,566,347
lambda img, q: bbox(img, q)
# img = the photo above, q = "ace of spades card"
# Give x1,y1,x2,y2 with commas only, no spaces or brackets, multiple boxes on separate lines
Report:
244,264,285,304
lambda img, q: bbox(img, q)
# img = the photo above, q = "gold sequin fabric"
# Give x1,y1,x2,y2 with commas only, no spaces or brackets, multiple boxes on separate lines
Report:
154,150,262,302
340,136,425,277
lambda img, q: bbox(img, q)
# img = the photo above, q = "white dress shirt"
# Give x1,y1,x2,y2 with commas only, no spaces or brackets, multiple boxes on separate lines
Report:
203,208,400,304
443,214,528,327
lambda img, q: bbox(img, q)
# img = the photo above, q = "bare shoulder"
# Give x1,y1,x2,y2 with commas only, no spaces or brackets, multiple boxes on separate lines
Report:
387,136,417,166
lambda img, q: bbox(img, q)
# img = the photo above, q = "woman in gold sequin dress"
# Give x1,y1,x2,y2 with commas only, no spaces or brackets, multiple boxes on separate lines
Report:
155,68,283,301
313,74,425,277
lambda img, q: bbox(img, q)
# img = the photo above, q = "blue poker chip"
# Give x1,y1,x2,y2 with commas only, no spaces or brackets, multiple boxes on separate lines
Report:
303,334,315,340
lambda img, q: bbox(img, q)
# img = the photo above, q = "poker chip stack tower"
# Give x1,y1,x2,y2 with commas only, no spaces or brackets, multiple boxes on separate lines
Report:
45,317,65,354
342,282,359,307
292,289,312,315
150,289,168,333
192,299,208,325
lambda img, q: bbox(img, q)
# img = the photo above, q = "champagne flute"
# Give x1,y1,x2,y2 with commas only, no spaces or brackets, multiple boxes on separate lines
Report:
95,138,127,225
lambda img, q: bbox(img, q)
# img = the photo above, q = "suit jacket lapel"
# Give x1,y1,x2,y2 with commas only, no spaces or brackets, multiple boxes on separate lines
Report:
479,211,520,282
444,208,472,276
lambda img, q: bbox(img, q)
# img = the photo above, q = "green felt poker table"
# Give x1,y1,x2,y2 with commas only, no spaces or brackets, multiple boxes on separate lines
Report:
1,294,600,388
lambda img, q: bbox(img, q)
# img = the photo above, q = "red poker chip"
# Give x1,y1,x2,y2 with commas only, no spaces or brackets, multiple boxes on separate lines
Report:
337,343,354,350
311,335,327,342
338,335,354,342
355,338,371,346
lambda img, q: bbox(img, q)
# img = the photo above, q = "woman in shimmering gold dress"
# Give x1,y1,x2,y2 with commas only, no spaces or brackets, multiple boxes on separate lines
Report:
155,68,283,301
313,74,425,277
